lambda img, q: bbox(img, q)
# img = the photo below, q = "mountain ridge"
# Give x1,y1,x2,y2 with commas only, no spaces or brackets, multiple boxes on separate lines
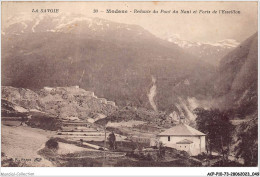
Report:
2,14,215,119
164,34,240,66
212,32,258,118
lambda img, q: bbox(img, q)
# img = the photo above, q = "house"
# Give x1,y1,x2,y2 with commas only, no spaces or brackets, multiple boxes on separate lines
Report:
157,122,206,156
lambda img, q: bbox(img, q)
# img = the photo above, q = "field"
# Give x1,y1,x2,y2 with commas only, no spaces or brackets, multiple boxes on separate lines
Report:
1,125,55,167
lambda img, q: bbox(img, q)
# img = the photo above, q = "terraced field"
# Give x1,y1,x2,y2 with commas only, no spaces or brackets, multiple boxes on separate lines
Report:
55,120,127,142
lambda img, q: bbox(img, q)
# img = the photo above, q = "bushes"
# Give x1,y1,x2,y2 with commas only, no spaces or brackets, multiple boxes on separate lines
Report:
45,138,59,150
64,158,102,167
195,152,208,160
126,149,156,161
115,158,201,167
179,150,189,158
212,160,243,167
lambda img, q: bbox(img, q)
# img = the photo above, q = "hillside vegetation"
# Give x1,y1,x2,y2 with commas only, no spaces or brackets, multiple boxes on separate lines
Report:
213,33,258,118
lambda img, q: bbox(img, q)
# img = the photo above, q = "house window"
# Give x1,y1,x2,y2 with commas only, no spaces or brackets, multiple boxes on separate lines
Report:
168,136,170,141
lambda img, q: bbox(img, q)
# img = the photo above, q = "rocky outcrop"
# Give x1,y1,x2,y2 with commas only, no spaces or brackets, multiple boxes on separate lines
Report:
1,86,117,119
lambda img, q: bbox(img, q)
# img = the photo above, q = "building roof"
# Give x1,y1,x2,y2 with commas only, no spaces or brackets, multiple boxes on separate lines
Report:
158,123,205,136
176,139,193,144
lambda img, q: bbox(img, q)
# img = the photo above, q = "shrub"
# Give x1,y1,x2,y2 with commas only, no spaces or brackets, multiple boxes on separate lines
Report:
45,138,59,150
145,153,153,161
195,152,208,160
180,150,189,158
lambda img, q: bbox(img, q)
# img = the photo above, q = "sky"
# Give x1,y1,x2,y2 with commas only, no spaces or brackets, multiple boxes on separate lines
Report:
2,1,258,43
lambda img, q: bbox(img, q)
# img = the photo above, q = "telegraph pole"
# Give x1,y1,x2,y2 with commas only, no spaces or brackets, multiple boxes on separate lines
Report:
103,125,107,166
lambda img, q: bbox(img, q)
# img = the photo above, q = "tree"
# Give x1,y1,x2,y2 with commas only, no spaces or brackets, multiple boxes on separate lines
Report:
194,108,212,154
156,141,165,161
108,132,116,150
235,119,257,166
194,108,234,164
45,138,59,150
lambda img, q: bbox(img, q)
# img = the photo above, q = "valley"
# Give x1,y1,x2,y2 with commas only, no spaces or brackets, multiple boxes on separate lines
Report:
1,12,258,167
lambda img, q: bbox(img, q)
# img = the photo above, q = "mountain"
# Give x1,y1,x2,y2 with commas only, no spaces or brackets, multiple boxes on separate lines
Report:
213,32,258,118
96,30,258,143
165,34,239,66
2,13,215,119
3,13,156,40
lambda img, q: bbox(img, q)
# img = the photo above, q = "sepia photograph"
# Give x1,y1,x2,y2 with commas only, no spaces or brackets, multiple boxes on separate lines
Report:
1,0,258,172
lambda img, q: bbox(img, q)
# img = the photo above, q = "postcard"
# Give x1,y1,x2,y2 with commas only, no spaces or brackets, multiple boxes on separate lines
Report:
1,1,258,176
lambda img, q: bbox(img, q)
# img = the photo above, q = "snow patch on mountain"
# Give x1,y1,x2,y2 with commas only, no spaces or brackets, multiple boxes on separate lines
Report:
5,13,34,28
21,22,28,29
55,17,93,31
163,34,240,66
166,34,239,49
32,14,44,32
204,39,239,48
3,13,141,35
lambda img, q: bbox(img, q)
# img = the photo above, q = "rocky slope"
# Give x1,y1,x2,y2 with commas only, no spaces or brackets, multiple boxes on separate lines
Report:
213,32,258,118
2,86,117,120
96,106,179,128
